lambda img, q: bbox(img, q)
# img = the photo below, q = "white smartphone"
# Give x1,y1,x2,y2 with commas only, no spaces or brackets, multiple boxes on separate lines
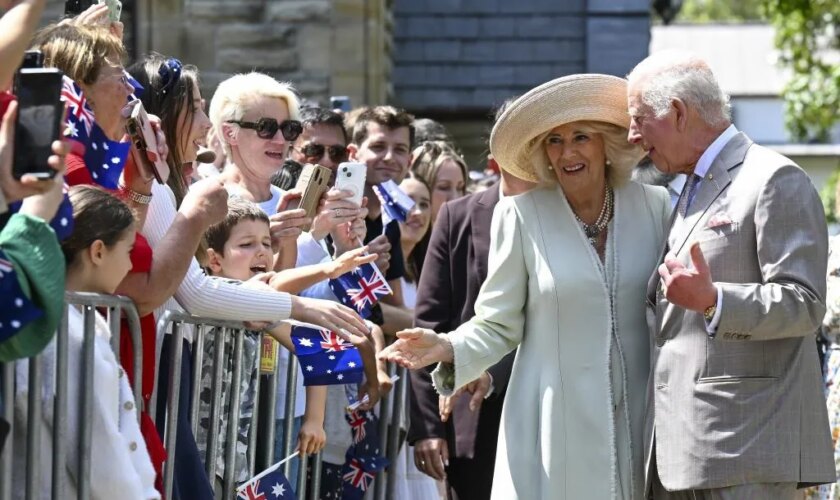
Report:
334,162,367,206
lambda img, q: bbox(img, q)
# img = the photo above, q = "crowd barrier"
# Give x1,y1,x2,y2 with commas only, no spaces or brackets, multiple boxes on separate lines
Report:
0,291,143,500
3,296,413,500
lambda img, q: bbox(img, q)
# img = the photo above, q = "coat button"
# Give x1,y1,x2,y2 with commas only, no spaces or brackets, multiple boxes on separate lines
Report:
124,401,134,411
129,441,137,452
118,369,124,378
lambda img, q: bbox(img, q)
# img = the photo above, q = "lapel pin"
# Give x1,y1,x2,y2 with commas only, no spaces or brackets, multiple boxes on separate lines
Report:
708,174,714,181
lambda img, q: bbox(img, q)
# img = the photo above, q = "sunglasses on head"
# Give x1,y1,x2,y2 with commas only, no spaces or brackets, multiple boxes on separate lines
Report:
298,143,348,163
226,118,303,141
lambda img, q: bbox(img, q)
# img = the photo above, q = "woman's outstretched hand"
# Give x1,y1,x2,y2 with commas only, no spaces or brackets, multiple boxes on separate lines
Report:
377,328,453,369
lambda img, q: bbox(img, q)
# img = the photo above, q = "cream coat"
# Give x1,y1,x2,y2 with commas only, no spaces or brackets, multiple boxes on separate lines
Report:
433,181,669,499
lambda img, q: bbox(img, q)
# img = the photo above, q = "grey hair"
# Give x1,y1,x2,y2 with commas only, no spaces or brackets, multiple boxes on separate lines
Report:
628,50,731,127
530,120,642,187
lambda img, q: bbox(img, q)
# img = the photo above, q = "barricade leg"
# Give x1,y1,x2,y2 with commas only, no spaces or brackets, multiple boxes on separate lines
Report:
247,334,263,478
51,304,70,498
258,342,279,470
162,321,185,500
282,355,299,480
77,306,97,500
0,361,13,500
190,325,205,435
223,329,245,500
309,450,323,500
296,453,308,500
385,366,408,499
206,327,227,481
373,362,395,500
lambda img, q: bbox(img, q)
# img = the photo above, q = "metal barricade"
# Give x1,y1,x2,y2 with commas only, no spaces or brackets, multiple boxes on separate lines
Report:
373,364,410,500
156,310,321,500
0,292,143,500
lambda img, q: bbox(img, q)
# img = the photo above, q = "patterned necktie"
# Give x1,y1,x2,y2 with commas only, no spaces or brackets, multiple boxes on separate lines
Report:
677,174,700,217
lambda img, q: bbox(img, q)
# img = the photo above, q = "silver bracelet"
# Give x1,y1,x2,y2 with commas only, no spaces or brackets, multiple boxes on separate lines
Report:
119,185,153,205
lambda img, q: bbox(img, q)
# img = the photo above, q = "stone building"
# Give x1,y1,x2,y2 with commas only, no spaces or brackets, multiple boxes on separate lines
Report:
40,0,650,168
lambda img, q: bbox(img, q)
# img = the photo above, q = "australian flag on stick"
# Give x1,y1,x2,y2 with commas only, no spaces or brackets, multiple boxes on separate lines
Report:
328,262,391,319
372,179,415,228
341,408,389,499
235,460,294,499
290,323,364,386
60,76,130,189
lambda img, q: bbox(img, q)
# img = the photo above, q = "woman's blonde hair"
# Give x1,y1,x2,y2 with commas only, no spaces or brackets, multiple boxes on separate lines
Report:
529,120,639,187
209,72,300,157
33,23,125,85
410,141,469,192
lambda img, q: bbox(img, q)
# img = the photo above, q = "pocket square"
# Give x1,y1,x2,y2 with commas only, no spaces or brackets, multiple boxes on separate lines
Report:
706,213,732,229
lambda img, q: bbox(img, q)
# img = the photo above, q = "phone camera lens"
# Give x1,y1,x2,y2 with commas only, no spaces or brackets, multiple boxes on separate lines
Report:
346,172,351,177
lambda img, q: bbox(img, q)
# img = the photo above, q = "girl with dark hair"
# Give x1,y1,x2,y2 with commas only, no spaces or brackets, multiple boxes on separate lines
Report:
14,186,160,499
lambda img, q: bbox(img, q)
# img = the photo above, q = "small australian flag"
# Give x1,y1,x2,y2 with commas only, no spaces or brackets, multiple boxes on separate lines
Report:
8,181,74,241
0,250,44,343
236,461,294,499
290,324,364,386
328,262,392,319
372,179,415,228
341,455,389,500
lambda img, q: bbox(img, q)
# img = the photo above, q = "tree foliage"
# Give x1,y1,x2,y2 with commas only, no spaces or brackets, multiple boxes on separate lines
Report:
675,0,839,144
760,0,840,143
675,0,764,23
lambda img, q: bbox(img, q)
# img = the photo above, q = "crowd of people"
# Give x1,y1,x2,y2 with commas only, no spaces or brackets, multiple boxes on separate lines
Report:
1,0,840,499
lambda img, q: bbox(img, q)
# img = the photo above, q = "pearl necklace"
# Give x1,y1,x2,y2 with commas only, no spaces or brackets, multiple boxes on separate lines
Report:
574,186,614,247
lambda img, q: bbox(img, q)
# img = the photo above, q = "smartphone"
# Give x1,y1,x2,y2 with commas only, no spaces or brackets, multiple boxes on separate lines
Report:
98,0,122,22
125,100,169,184
334,162,367,206
287,163,332,231
12,68,64,180
329,96,351,113
64,0,95,16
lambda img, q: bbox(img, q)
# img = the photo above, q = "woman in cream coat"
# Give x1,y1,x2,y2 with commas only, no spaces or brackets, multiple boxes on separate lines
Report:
380,74,670,499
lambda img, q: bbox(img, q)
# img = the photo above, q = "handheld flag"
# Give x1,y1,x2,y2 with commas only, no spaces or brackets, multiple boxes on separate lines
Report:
372,179,415,227
341,455,389,500
291,324,364,386
328,262,391,319
235,459,294,500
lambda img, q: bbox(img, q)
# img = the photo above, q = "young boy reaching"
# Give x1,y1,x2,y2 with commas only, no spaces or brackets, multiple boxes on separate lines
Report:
196,198,382,489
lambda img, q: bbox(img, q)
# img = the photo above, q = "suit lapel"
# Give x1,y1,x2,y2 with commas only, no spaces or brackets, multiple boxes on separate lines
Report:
670,133,752,257
470,184,500,280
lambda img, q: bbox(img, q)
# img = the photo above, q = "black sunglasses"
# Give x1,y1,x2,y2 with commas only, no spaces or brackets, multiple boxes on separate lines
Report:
227,118,303,141
297,143,348,163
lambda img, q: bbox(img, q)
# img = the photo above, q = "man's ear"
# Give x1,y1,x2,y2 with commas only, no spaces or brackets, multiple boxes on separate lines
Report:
346,143,359,161
205,248,224,276
88,240,106,267
672,98,689,132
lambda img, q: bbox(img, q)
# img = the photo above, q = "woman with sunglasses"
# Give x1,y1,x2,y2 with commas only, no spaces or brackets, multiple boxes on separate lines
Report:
127,60,371,499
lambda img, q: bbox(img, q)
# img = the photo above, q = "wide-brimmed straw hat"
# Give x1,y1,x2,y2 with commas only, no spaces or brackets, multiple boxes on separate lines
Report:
490,74,640,183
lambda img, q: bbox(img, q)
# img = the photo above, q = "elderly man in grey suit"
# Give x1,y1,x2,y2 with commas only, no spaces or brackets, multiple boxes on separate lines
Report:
628,50,836,499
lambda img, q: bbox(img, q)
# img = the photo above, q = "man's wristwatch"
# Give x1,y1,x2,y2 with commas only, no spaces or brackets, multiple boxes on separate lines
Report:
703,303,717,322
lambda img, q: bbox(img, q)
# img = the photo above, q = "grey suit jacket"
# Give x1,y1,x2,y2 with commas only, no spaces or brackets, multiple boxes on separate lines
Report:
645,132,835,491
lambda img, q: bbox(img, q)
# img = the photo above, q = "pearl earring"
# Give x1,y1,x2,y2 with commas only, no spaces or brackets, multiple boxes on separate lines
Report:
605,159,612,166
547,165,553,171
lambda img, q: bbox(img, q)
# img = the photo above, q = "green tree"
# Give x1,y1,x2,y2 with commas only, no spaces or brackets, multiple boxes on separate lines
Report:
760,0,840,143
675,0,764,22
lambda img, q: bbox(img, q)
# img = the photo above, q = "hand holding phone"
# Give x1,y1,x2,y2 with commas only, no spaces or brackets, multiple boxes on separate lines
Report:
125,100,169,184
13,68,65,181
334,162,366,206
285,163,331,231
